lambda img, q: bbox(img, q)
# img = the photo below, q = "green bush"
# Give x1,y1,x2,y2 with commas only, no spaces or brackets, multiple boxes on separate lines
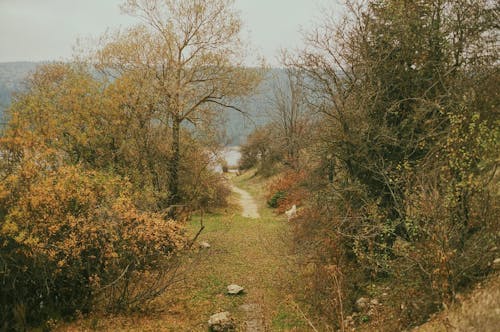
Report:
267,191,287,208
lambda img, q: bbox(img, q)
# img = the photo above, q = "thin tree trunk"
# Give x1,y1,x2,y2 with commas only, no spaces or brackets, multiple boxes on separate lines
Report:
169,116,181,206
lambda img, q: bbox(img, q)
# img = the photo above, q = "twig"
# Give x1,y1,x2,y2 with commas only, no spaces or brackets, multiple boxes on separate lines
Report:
187,208,205,249
331,267,345,332
293,301,319,332
98,263,131,292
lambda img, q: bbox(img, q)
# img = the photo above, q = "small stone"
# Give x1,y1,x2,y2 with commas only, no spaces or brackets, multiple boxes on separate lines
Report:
285,204,297,221
208,312,234,332
227,284,244,295
370,298,380,306
199,241,211,249
355,297,370,311
493,258,500,269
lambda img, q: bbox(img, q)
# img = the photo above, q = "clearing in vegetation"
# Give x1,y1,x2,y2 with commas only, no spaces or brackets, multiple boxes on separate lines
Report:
58,172,309,331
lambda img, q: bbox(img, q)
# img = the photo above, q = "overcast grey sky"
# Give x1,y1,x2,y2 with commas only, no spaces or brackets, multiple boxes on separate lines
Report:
0,0,338,65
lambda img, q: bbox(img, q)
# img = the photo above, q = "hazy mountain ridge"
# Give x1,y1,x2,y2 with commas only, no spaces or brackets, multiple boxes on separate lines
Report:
0,62,281,143
0,62,41,123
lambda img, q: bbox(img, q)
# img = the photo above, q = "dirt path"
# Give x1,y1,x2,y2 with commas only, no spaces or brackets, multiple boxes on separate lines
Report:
60,173,304,331
240,303,265,331
229,183,266,331
231,184,260,219
230,181,268,331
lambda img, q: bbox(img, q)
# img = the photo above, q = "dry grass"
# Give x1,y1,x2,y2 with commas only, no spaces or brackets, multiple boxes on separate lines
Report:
54,170,308,331
413,273,500,332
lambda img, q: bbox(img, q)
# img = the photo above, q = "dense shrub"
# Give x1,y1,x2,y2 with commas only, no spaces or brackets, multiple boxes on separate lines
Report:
5,63,230,213
0,152,185,329
0,61,231,331
267,170,307,213
294,171,499,329
285,0,499,329
239,125,283,176
179,137,231,211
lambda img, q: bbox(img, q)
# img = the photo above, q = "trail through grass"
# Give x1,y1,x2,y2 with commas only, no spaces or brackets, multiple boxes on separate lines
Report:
59,172,307,331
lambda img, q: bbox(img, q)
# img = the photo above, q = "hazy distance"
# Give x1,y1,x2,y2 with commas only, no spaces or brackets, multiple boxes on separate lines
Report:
0,0,337,66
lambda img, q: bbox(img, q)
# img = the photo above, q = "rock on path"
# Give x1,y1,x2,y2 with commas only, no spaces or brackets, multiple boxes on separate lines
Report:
227,284,245,295
231,185,260,219
208,311,235,331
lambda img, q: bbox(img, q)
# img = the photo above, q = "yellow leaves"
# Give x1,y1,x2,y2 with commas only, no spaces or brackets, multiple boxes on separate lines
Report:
1,219,19,235
97,0,261,132
3,63,109,164
0,185,9,202
88,274,101,287
48,224,61,234
1,155,186,284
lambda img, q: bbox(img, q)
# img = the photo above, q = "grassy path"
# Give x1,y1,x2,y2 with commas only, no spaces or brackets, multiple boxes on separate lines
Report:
60,172,307,331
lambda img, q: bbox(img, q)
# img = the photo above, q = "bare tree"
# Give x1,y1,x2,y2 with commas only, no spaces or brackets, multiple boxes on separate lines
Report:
268,67,311,169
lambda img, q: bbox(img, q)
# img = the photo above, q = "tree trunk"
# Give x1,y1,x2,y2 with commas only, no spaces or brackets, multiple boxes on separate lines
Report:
169,116,181,206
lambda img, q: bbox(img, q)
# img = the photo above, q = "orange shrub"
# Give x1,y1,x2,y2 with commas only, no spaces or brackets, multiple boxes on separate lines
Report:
0,156,186,327
267,170,308,213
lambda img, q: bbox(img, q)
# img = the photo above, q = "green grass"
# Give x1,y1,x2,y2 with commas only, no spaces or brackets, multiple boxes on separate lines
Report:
174,174,299,330
58,170,305,331
272,304,308,331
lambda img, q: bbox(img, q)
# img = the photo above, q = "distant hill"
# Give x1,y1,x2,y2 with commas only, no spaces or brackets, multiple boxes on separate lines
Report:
221,69,283,145
0,62,41,124
0,62,281,143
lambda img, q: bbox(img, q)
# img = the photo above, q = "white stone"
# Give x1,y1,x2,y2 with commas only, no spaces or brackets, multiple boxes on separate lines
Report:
227,284,244,295
285,204,297,221
199,241,211,249
355,297,370,311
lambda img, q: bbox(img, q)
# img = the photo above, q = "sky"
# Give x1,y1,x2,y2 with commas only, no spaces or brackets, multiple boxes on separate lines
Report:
0,0,338,66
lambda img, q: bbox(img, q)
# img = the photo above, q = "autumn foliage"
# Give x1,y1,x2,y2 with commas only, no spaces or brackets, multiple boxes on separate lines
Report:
0,61,228,328
0,139,186,326
267,170,308,213
252,0,499,330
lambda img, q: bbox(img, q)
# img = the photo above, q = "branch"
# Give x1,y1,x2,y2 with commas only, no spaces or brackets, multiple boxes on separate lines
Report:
187,209,205,249
98,263,131,292
205,98,245,114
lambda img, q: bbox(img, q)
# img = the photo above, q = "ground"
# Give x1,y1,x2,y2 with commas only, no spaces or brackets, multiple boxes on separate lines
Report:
56,171,309,331
42,170,500,332
411,274,500,332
